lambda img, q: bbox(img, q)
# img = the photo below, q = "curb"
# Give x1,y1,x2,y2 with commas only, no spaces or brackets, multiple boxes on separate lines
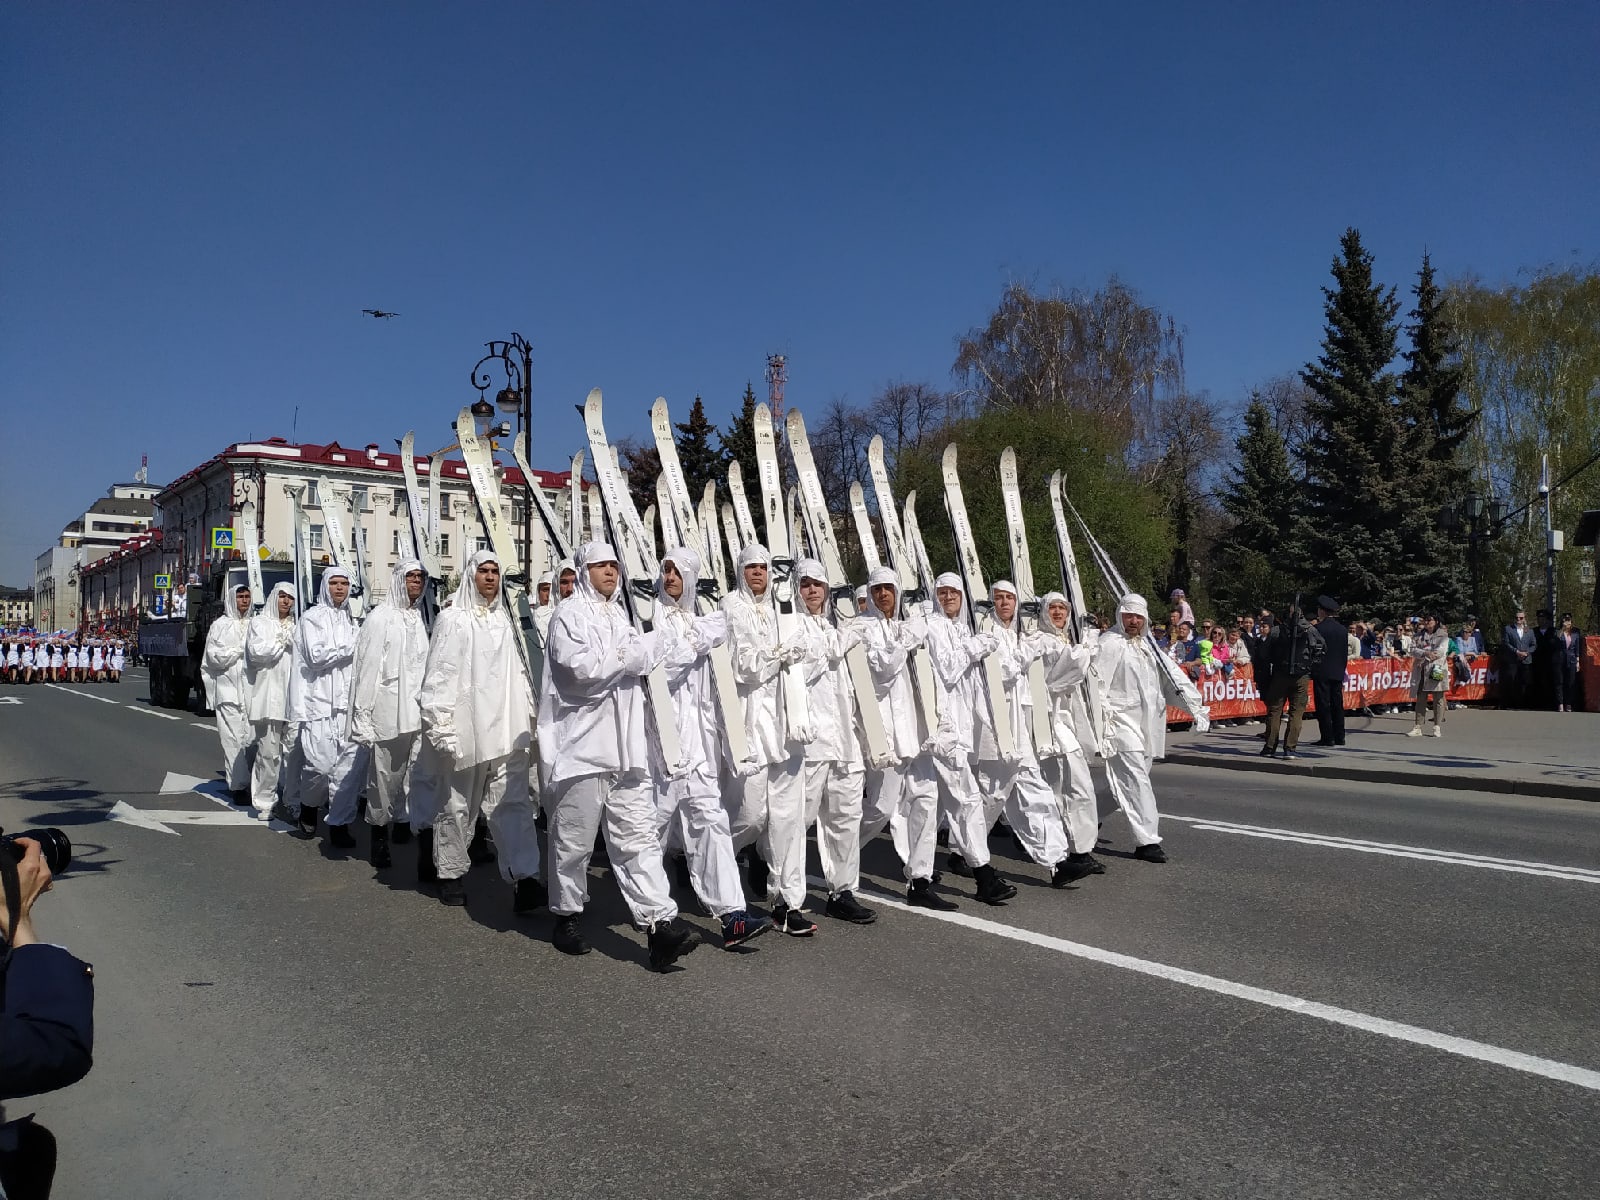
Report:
1159,752,1600,804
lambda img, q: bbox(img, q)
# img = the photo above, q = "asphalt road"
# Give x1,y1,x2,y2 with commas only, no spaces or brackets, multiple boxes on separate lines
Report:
2,672,1597,1199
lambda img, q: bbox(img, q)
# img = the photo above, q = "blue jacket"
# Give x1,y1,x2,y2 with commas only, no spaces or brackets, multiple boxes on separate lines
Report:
1,943,95,1099
1502,624,1536,663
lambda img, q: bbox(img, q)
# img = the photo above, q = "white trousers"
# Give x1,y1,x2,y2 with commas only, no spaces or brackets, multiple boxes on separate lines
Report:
655,769,745,917
548,770,676,925
1042,747,1101,855
216,703,252,792
1105,751,1161,846
366,733,419,827
730,753,807,909
863,755,938,884
250,720,286,815
804,760,865,897
407,740,448,831
281,726,305,810
933,754,991,869
433,747,543,884
299,717,369,827
979,757,1068,868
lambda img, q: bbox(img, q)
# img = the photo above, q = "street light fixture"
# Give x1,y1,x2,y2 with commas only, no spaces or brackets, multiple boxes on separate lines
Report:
468,333,534,579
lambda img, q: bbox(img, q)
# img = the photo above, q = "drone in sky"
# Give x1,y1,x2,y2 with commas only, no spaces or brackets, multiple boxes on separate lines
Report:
362,308,400,320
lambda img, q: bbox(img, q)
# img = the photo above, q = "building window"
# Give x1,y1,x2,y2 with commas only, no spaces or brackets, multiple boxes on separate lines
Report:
352,486,368,510
306,482,320,507
391,530,401,554
310,524,324,550
438,533,450,557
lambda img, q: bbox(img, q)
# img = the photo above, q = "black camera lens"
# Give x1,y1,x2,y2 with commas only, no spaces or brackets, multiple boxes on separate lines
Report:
2,829,73,875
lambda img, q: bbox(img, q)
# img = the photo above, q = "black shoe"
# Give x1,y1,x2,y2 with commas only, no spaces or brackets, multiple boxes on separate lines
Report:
369,823,391,868
747,851,770,900
974,863,1018,905
824,891,877,925
268,800,298,825
935,826,950,847
781,905,819,937
1259,745,1276,757
647,918,698,971
389,821,412,845
1051,856,1095,888
438,877,467,907
720,909,773,948
416,829,438,887
553,914,590,955
1077,853,1107,875
946,851,973,878
1283,751,1301,760
907,878,958,911
467,820,496,865
327,823,357,850
513,877,545,914
230,789,251,807
1133,843,1168,863
297,805,319,835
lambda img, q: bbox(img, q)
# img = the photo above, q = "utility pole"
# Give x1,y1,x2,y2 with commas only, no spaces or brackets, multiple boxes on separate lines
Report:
1540,453,1560,619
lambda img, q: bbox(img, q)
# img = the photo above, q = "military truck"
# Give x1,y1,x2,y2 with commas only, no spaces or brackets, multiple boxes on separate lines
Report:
139,561,313,712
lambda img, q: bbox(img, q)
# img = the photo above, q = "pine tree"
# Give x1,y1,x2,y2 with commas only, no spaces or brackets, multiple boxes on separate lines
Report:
719,382,760,487
1301,228,1409,617
1399,254,1474,615
674,395,724,499
1212,398,1310,615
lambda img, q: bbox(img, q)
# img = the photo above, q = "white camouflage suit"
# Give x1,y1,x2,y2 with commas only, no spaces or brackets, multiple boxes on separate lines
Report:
419,550,543,884
1092,593,1172,848
245,582,298,816
536,541,679,924
201,584,253,793
290,566,369,828
349,558,429,830
1036,590,1104,855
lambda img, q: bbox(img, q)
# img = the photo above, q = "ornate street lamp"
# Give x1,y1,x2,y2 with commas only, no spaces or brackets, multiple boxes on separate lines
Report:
468,333,534,580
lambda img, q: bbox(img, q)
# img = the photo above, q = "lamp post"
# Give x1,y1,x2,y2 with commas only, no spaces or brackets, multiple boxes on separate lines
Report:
469,333,533,582
1439,491,1507,622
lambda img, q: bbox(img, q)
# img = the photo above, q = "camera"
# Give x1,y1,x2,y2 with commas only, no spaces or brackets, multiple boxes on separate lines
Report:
1,828,73,875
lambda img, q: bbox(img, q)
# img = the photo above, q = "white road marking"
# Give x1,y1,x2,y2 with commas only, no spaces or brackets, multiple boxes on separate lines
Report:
125,704,180,720
1165,814,1600,884
42,683,120,705
191,722,212,730
851,881,1600,1094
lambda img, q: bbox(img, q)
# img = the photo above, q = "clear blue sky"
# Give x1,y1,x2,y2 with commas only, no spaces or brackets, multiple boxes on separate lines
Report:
3,1,1596,585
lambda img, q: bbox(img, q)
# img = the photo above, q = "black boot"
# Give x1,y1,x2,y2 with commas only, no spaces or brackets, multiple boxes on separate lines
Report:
416,829,438,888
746,849,770,900
327,823,357,850
438,877,467,906
553,913,591,956
1052,855,1096,887
973,863,1018,905
369,823,391,868
467,818,497,864
647,918,698,972
297,804,319,836
389,821,412,846
946,851,973,878
513,877,545,915
907,878,958,911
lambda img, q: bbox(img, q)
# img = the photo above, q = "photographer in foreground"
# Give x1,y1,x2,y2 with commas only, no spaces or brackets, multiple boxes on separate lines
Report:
1,833,95,1199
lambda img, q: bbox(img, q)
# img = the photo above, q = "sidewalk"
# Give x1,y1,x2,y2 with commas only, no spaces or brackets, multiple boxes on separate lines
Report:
1162,707,1600,802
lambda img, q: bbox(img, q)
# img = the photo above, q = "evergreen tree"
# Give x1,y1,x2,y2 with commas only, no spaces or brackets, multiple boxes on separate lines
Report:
719,382,760,489
1300,227,1410,617
1399,254,1474,615
674,395,724,499
1212,398,1310,615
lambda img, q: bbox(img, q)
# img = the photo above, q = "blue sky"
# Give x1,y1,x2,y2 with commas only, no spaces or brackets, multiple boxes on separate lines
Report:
3,1,1596,584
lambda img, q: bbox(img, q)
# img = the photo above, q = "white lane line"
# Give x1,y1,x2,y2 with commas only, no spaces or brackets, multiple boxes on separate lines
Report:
42,683,121,705
1165,814,1600,883
125,704,180,721
191,722,212,731
850,882,1600,1094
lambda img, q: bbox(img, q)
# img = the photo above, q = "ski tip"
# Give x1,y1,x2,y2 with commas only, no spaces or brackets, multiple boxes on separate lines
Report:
585,388,602,411
1049,469,1061,490
1001,446,1017,468
868,433,884,457
786,407,804,434
942,443,958,469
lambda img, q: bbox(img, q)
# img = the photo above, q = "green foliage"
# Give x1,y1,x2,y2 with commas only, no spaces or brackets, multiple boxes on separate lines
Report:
891,405,1171,618
674,395,724,499
1212,398,1310,615
719,382,761,486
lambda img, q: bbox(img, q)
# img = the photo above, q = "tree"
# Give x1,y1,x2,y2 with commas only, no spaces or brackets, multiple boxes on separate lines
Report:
1300,227,1412,617
1398,254,1474,616
1212,398,1311,615
1150,391,1223,609
719,382,760,491
614,438,661,524
673,395,724,500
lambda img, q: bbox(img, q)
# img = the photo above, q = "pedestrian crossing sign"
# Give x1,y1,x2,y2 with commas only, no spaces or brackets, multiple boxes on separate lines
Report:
212,527,235,549
153,574,171,590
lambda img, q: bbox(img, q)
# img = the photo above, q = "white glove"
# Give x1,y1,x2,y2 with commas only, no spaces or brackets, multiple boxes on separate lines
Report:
427,726,459,759
779,640,809,667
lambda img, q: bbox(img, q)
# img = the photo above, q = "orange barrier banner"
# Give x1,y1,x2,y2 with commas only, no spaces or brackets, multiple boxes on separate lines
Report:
1166,654,1497,725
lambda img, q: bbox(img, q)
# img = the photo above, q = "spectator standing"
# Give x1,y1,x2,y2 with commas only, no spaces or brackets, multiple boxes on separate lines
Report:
1226,626,1251,666
1311,596,1349,747
1407,614,1450,737
1501,610,1535,708
1460,617,1485,655
1556,614,1583,712
1262,605,1323,759
1532,609,1561,710
1170,589,1195,627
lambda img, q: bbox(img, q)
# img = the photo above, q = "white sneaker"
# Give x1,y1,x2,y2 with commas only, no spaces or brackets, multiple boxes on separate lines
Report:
1429,726,1443,738
1405,726,1423,737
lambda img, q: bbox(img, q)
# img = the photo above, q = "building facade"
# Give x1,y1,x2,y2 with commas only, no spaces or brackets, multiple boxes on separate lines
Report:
33,545,85,632
76,438,578,632
0,586,33,629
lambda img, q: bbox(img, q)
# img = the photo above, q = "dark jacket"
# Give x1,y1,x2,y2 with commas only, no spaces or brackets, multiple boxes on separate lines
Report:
1243,627,1274,689
1502,623,1536,663
1311,617,1348,682
0,943,95,1100
1267,616,1324,679
1560,629,1584,670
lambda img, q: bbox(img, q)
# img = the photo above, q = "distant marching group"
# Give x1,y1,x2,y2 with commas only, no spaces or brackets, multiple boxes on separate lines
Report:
3,637,126,685
197,393,1207,972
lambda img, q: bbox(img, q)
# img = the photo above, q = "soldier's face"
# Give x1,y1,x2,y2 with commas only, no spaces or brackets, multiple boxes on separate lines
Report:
475,561,500,602
662,561,684,600
328,577,350,605
993,591,1016,623
538,582,551,605
937,586,962,618
588,561,618,598
1122,612,1146,638
871,583,897,617
405,571,425,601
743,562,768,597
276,593,294,617
559,570,575,599
799,577,828,614
1047,600,1069,629
235,589,251,615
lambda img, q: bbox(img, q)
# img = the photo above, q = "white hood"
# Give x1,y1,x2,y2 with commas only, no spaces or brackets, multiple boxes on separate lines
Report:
867,564,899,621
389,557,425,610
736,542,773,609
455,549,506,615
934,570,967,623
1040,590,1070,637
265,581,298,619
317,565,353,609
658,546,701,614
990,578,1020,632
574,541,619,606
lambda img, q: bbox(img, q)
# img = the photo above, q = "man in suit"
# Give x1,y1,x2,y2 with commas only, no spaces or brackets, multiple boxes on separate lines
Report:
1311,595,1349,747
1501,610,1535,709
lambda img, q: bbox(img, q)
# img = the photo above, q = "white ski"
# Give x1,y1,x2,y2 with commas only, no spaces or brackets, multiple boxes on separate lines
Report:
699,481,728,594
726,460,759,548
786,409,892,766
753,403,812,745
513,432,572,564
238,499,264,613
864,435,939,743
568,449,586,551
425,451,444,570
318,485,366,618
999,447,1057,756
720,502,743,565
582,389,685,774
1048,470,1108,750
941,443,1016,758
848,481,882,571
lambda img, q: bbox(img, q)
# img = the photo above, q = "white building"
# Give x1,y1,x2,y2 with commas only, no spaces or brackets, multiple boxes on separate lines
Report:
77,437,579,631
33,545,84,633
0,586,33,629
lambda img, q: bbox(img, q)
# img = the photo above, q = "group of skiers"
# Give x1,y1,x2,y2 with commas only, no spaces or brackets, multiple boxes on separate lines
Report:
3,637,125,684
199,529,1184,973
